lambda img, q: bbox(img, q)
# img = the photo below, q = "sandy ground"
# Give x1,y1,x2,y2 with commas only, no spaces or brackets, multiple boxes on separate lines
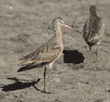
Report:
0,0,110,102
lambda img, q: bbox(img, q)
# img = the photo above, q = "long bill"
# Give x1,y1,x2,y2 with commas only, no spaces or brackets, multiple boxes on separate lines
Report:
63,24,82,34
63,24,74,30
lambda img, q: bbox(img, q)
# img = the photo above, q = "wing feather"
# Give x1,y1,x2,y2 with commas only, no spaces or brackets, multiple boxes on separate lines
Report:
83,17,105,46
20,38,62,67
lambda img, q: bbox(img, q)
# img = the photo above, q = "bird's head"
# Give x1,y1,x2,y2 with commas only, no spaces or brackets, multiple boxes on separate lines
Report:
89,5,97,15
52,17,73,30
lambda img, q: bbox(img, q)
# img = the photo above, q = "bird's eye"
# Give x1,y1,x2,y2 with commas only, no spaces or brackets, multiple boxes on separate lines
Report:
59,20,63,24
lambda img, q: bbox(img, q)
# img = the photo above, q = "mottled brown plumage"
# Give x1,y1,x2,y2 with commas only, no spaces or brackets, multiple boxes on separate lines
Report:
83,5,105,50
18,17,73,93
20,37,63,68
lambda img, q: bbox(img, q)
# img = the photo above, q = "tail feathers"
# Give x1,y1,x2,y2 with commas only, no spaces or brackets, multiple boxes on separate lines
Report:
19,55,30,61
18,61,37,72
18,62,49,72
20,60,36,67
19,51,37,61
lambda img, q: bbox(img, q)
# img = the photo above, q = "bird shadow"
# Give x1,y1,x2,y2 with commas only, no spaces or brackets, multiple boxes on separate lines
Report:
63,50,85,69
0,78,45,93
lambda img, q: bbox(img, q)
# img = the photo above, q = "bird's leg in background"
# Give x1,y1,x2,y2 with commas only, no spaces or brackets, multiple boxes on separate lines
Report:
89,46,91,51
44,66,46,92
95,45,99,62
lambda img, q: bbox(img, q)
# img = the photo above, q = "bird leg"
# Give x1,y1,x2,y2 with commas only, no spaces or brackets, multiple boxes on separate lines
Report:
44,66,46,92
89,46,92,51
48,67,51,93
47,63,53,94
43,64,52,94
95,45,98,62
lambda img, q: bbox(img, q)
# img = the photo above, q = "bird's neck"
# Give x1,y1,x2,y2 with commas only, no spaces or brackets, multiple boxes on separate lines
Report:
90,11,97,17
54,25,62,40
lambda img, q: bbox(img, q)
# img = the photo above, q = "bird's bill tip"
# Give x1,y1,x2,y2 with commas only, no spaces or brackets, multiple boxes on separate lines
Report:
63,24,74,30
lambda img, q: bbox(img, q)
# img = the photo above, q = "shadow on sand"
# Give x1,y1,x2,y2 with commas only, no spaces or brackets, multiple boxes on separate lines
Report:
63,50,85,64
1,78,46,93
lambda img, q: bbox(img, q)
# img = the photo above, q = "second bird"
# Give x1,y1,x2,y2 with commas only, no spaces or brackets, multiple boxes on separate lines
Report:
83,5,105,53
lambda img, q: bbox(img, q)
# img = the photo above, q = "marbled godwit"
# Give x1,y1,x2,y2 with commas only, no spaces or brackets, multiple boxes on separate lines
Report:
83,5,105,59
18,17,73,93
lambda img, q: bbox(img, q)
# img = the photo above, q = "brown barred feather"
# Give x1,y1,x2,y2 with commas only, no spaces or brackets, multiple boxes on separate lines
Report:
83,5,105,50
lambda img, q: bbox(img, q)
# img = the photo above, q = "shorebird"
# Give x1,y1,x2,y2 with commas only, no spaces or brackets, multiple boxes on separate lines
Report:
18,17,74,93
83,5,105,60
